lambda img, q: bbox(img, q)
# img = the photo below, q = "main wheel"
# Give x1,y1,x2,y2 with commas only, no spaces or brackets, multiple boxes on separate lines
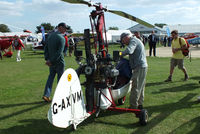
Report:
118,96,126,105
139,109,148,125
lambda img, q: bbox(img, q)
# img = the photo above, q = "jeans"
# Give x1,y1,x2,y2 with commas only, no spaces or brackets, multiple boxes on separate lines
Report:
43,63,65,97
63,46,68,56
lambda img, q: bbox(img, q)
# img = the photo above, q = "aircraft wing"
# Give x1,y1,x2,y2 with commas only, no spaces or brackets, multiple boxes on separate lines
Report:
187,37,200,45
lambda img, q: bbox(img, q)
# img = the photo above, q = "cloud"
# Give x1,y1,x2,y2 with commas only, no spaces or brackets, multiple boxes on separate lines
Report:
0,0,24,16
2,0,200,32
142,3,200,24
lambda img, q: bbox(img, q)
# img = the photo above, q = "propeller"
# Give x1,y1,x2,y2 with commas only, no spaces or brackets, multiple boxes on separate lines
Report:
61,0,154,28
107,10,154,28
61,0,90,5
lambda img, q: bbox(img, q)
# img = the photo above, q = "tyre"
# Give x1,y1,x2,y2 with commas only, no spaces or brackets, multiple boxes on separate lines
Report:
118,96,126,105
139,109,148,125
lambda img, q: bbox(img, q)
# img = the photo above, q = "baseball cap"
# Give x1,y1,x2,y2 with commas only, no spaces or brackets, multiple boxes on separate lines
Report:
58,22,67,29
120,33,130,43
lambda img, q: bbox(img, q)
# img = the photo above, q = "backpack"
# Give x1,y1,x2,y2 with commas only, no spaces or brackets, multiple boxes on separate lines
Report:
14,39,19,47
179,37,190,56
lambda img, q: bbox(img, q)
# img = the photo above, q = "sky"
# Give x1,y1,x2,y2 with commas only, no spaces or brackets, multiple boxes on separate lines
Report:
0,0,200,33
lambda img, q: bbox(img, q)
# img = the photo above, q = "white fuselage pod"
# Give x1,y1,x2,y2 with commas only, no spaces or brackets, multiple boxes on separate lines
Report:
111,81,132,101
48,68,89,128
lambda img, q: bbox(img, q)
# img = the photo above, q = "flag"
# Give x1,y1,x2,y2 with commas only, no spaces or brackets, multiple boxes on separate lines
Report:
41,26,45,41
166,27,170,37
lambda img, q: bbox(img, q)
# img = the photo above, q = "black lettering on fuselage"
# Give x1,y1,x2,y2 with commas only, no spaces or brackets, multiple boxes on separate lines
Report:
77,90,82,102
72,93,76,103
66,96,71,107
53,103,58,114
61,99,65,110
52,90,83,115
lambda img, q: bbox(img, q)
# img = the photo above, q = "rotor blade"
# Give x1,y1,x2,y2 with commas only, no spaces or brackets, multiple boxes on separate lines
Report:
61,0,90,5
108,10,154,28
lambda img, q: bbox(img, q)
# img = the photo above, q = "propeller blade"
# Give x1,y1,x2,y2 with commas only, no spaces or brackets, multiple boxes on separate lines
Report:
108,10,154,28
61,0,90,5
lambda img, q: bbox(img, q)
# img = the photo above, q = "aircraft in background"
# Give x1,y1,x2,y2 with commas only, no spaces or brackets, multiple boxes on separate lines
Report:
0,31,32,58
0,30,42,58
181,33,200,46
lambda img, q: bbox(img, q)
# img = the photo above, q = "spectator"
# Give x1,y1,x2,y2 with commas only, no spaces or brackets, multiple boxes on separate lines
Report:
163,35,167,47
164,30,189,82
134,31,143,42
167,36,172,47
120,32,148,109
142,35,148,46
148,31,157,56
42,22,67,102
63,34,69,57
13,35,25,62
68,35,75,56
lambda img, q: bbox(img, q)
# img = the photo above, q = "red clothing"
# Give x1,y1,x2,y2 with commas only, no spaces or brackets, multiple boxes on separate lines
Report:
3,51,13,57
64,35,69,47
14,39,25,50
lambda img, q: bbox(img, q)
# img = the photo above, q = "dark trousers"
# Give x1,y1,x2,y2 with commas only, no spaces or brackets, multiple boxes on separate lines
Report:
43,63,65,97
149,42,156,56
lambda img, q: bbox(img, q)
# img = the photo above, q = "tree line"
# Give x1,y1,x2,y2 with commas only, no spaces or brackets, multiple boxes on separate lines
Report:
0,23,73,33
0,23,167,33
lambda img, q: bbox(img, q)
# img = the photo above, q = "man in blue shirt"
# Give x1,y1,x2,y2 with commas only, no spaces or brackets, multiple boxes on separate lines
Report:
43,22,67,102
120,32,148,109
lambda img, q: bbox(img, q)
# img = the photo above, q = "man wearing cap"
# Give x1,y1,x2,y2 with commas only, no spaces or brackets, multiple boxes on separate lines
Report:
120,32,148,109
42,22,67,102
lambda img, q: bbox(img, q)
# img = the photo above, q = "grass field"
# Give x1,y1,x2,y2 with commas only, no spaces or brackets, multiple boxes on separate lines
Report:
0,46,200,134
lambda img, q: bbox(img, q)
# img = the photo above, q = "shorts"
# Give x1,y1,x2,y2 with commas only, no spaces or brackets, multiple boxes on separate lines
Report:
170,58,184,69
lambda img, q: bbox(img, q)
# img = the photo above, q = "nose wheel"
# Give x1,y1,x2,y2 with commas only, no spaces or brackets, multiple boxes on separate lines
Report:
139,109,148,125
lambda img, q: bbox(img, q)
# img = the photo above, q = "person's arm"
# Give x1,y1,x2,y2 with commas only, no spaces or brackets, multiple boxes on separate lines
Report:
122,39,137,56
172,47,177,53
44,39,52,66
173,38,187,53
44,39,49,61
180,38,187,50
18,39,25,49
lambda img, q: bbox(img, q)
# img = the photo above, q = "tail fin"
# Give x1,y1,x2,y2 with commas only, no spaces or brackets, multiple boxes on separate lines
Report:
48,68,88,128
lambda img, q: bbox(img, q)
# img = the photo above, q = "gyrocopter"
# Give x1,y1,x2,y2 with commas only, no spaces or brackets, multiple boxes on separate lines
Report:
47,0,154,130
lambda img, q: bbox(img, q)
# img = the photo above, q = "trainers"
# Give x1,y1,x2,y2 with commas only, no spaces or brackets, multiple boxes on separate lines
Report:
42,96,51,102
184,75,189,81
164,78,172,82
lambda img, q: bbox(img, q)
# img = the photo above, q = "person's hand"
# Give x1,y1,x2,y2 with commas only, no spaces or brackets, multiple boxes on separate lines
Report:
172,48,180,53
45,60,52,66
